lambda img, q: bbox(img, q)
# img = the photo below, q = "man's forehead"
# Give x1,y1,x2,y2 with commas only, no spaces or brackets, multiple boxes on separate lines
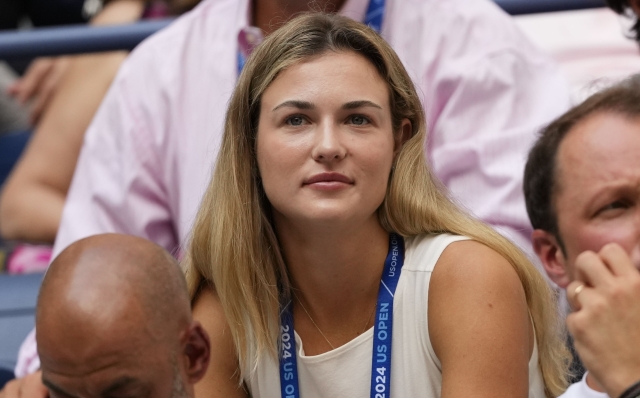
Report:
556,112,640,193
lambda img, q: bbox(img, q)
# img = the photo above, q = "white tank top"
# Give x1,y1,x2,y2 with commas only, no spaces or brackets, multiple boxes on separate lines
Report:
245,234,546,397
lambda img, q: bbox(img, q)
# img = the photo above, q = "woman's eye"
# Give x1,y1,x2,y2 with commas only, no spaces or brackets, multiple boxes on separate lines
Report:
285,115,306,126
348,115,370,126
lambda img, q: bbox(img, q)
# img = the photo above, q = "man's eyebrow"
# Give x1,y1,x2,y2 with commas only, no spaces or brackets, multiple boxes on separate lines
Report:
341,100,382,110
100,376,139,397
42,378,76,398
273,100,314,111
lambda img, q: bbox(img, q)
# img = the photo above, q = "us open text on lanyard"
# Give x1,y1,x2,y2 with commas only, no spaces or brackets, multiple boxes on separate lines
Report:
237,0,386,76
279,231,403,398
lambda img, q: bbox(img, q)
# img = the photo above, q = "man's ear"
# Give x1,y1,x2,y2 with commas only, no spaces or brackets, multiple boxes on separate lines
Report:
394,118,412,156
182,321,211,384
532,229,571,288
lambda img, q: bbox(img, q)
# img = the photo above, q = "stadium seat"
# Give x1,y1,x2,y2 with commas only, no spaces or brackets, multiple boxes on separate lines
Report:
0,131,31,188
0,273,42,370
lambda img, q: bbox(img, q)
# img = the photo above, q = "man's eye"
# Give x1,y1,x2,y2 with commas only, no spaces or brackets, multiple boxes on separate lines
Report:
349,115,369,125
285,116,306,126
599,200,630,214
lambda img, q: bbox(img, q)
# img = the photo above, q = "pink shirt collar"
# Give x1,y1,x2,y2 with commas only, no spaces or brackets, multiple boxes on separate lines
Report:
238,0,371,59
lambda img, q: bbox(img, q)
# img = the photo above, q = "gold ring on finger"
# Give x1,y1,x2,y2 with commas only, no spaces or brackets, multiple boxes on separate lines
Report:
574,284,585,298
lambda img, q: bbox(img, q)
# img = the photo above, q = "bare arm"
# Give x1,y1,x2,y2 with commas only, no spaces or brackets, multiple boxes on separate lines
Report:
429,240,533,398
0,0,144,242
192,287,249,398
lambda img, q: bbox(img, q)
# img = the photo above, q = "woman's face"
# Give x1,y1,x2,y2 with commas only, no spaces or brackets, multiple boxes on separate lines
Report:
256,51,400,229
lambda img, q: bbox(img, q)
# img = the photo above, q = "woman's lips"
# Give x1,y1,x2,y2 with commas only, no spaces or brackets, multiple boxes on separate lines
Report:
303,172,353,190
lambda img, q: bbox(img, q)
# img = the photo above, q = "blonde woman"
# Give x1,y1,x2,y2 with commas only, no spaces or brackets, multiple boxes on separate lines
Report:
184,13,569,398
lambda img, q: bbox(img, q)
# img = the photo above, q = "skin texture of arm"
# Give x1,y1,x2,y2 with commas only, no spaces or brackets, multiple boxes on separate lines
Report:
429,240,533,398
0,0,144,243
192,287,249,398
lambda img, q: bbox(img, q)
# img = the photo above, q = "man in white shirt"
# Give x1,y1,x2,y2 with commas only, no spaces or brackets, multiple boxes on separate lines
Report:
525,74,640,398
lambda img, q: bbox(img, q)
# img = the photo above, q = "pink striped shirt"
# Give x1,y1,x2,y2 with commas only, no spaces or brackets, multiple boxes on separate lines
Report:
16,0,570,375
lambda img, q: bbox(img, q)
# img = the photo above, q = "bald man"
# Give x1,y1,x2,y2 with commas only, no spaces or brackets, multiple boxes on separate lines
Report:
1,234,210,398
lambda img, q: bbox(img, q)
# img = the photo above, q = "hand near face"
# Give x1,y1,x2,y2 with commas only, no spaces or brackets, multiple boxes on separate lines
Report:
567,243,640,398
0,371,48,398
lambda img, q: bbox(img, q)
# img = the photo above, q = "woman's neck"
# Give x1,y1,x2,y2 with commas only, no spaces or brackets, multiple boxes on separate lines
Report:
253,0,347,34
276,214,390,332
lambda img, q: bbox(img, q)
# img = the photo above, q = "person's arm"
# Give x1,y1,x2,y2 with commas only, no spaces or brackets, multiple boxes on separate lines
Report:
0,0,146,243
429,240,533,397
428,48,570,260
192,286,249,398
566,244,640,398
0,52,128,242
5,0,145,123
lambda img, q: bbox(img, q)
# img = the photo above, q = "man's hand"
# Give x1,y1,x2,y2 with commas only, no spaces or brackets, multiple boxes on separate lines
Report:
567,243,640,398
7,57,70,124
0,371,47,398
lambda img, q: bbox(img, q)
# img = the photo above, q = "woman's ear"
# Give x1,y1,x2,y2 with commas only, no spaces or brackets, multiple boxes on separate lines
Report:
182,321,211,384
394,118,412,155
531,229,571,288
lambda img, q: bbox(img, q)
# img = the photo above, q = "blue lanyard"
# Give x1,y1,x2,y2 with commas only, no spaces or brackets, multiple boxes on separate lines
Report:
279,233,404,398
238,0,386,76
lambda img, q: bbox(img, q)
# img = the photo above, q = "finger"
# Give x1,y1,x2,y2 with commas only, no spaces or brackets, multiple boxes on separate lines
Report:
16,58,54,104
599,243,636,277
574,250,615,288
2,379,19,398
22,372,47,398
6,82,19,96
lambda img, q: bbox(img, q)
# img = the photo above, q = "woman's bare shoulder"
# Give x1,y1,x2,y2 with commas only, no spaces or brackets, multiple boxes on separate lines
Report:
433,240,523,291
428,240,532,397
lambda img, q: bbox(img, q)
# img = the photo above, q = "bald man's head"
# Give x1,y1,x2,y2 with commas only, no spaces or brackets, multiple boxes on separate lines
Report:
36,234,209,398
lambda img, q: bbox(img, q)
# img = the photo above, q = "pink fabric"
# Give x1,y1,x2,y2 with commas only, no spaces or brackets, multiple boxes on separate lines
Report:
515,8,640,103
7,245,52,274
142,0,170,19
15,0,571,376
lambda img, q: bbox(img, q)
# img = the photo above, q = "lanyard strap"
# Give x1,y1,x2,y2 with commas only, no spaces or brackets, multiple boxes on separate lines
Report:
370,233,403,398
238,0,386,76
279,233,405,398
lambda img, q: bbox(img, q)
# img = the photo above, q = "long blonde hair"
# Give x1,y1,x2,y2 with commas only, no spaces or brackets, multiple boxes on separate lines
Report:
183,12,569,396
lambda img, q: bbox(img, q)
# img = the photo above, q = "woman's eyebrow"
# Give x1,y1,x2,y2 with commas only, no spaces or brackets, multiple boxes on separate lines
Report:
273,100,314,111
341,100,382,110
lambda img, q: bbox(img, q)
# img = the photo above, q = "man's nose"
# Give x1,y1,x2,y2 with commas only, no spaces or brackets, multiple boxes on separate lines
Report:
311,121,347,162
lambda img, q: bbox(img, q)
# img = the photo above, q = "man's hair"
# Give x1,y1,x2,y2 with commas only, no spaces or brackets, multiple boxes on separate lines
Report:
606,0,640,43
524,74,640,248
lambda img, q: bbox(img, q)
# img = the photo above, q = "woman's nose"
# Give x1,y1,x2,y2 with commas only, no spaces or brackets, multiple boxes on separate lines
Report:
311,122,347,162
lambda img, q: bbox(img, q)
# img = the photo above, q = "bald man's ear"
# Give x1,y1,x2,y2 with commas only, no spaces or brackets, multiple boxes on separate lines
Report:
182,321,210,384
532,229,570,288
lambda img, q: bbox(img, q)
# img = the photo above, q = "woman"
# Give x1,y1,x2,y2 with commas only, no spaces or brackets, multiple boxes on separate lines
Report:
183,13,569,398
